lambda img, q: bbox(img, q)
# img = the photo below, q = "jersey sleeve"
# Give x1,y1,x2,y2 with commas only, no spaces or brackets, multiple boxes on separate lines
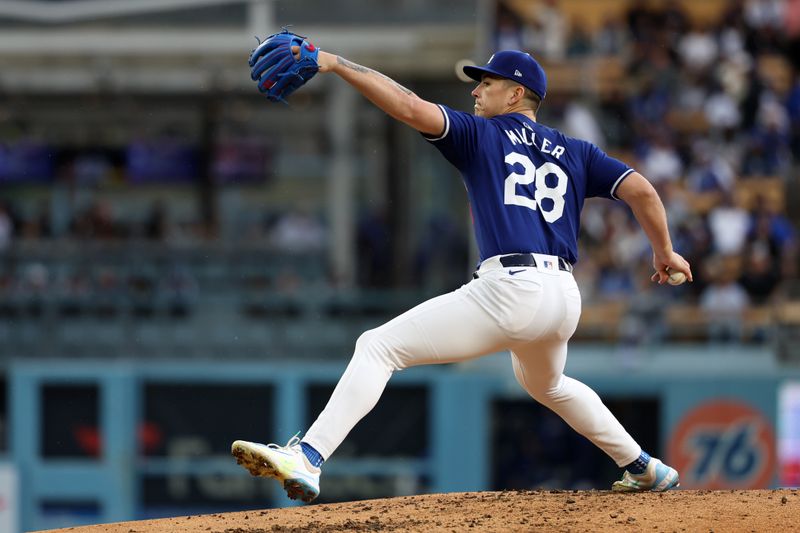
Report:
422,105,485,170
583,142,635,200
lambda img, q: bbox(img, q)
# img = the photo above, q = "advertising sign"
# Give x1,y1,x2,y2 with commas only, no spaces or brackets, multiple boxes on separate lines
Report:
668,399,776,489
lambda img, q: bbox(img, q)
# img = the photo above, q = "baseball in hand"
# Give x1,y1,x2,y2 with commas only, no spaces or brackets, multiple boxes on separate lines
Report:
667,270,687,286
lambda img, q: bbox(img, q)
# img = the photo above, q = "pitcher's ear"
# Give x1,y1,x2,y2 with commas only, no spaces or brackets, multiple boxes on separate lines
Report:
510,84,524,105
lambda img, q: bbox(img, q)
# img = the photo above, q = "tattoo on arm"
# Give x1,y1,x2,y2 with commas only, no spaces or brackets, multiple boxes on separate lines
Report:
336,56,370,73
336,56,415,96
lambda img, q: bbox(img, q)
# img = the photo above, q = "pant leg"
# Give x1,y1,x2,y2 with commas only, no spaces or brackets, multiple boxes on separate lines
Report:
509,277,641,467
303,283,513,459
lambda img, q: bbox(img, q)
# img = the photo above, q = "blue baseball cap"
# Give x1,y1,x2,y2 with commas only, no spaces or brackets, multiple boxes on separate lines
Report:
463,50,547,100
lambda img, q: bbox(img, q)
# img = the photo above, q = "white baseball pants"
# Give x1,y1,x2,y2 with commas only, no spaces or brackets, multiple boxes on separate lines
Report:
303,254,642,467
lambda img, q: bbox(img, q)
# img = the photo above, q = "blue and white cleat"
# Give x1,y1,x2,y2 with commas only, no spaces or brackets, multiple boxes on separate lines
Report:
231,434,320,502
612,458,680,492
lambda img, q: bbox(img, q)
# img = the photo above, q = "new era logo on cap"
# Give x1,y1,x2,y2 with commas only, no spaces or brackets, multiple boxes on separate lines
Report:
514,69,522,77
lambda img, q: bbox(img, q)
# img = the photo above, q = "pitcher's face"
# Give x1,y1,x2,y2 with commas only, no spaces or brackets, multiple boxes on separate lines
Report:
471,75,515,118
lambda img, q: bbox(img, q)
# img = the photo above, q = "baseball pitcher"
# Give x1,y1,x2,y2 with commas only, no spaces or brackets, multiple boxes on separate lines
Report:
232,30,692,502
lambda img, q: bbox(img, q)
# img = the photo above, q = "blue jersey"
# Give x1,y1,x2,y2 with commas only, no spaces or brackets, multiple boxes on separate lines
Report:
425,105,633,264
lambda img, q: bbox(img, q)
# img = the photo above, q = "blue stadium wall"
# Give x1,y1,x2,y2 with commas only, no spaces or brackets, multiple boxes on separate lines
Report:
5,344,799,531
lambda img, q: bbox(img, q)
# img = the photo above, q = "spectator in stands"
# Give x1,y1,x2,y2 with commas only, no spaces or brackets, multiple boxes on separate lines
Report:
628,75,672,135
685,140,736,195
742,92,791,175
739,245,781,304
660,0,691,41
748,196,797,277
270,206,326,253
593,16,627,57
721,0,748,31
611,211,650,268
638,131,683,186
626,0,655,43
710,128,748,177
740,65,766,131
594,210,638,301
674,71,711,113
596,261,636,301
566,17,593,58
494,1,525,51
677,21,719,73
718,14,748,59
745,6,785,54
660,180,692,230
597,88,634,147
700,256,751,343
671,217,711,298
526,0,567,60
708,191,750,255
571,254,599,304
562,99,606,148
744,0,785,32
649,46,681,92
578,201,607,248
718,50,751,105
619,264,668,348
704,83,743,132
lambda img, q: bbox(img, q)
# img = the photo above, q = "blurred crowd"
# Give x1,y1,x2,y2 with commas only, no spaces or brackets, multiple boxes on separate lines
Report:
496,0,800,343
0,198,326,250
1,0,800,345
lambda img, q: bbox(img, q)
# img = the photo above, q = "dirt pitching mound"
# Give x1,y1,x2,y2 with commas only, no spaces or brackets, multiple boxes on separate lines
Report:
41,489,799,533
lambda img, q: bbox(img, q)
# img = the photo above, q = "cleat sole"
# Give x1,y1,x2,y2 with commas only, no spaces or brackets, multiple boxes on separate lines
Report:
611,478,680,493
231,440,319,502
231,441,278,478
285,479,317,503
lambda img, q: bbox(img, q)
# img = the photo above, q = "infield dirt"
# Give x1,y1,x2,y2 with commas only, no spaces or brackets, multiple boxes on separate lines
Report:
41,489,799,532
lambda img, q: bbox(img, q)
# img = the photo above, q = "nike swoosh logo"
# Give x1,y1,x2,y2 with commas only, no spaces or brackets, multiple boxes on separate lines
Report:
509,269,526,275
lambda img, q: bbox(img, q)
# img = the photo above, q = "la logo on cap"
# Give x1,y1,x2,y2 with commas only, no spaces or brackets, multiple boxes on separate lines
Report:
514,69,522,77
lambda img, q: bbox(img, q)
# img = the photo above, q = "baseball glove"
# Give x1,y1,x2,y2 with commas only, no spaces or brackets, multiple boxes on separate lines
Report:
249,28,320,102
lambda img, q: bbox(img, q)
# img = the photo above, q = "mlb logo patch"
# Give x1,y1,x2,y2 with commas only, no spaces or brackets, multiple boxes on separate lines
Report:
534,254,560,276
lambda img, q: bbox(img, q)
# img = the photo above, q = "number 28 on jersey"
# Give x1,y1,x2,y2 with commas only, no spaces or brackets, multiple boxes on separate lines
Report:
504,152,568,224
